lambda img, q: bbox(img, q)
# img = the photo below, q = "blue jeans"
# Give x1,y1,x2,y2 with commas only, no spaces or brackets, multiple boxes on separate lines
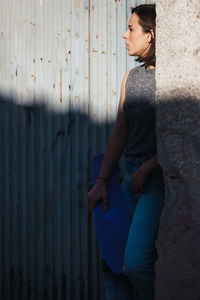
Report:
103,155,165,300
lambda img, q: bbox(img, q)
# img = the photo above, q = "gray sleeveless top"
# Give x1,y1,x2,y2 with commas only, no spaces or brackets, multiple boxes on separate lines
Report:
123,64,156,158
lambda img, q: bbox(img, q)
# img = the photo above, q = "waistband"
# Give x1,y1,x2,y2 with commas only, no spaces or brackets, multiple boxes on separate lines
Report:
125,154,154,165
124,154,163,175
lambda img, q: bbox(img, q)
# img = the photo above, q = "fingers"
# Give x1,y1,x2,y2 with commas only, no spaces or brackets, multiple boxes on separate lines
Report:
88,196,96,212
88,193,94,212
89,198,94,212
103,195,108,211
130,173,147,193
131,182,146,193
88,184,108,212
130,180,139,192
131,184,140,193
88,195,108,212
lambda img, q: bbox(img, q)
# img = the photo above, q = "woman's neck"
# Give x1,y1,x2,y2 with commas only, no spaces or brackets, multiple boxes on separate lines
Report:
145,65,155,70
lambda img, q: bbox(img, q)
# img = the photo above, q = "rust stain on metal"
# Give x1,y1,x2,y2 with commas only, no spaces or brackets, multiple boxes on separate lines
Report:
60,69,62,103
88,0,91,17
31,74,36,81
75,1,80,8
75,96,80,101
112,90,116,96
33,58,35,63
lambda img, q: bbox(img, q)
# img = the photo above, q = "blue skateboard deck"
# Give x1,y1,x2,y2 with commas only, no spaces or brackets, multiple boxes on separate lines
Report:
92,153,131,274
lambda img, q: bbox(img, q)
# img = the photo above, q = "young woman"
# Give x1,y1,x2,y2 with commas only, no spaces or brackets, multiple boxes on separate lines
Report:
88,4,164,300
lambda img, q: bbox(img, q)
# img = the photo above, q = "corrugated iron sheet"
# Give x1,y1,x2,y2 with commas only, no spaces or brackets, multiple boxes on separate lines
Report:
0,0,153,299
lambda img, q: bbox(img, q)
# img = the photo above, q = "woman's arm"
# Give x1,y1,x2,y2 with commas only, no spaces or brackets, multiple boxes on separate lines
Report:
96,69,131,181
130,155,161,192
88,69,131,211
139,154,160,175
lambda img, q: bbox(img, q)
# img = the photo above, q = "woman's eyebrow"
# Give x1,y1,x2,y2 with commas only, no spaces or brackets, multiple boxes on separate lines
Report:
128,25,133,28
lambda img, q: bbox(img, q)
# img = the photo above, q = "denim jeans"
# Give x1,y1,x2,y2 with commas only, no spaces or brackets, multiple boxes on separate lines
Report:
103,155,165,300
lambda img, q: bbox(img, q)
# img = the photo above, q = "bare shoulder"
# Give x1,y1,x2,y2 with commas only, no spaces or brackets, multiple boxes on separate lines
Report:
121,69,132,89
118,69,132,110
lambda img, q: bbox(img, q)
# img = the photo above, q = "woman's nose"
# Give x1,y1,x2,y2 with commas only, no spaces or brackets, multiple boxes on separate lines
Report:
123,30,128,39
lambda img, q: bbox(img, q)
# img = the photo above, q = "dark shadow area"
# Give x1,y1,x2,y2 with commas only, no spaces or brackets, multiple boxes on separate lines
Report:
155,96,200,300
1,92,199,300
0,92,125,300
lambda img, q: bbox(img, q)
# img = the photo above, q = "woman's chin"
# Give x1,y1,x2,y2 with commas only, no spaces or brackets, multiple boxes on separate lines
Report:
127,50,135,56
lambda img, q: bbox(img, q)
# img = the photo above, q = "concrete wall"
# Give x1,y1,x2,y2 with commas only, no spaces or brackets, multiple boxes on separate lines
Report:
155,1,200,299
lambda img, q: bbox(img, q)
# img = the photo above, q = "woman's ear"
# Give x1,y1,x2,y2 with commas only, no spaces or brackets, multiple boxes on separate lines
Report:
148,29,154,43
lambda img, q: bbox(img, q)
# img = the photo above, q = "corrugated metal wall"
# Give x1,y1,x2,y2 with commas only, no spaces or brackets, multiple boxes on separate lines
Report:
0,0,154,299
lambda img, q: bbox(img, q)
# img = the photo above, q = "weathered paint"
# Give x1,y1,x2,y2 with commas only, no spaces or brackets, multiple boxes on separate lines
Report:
0,0,153,299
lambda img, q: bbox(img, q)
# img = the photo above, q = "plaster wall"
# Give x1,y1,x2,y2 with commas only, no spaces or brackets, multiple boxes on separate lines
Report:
155,1,200,299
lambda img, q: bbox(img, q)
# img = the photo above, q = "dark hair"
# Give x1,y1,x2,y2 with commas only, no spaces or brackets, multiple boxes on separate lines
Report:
131,4,156,67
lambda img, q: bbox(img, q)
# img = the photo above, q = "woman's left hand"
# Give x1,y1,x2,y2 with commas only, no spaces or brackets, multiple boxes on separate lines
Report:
130,165,149,193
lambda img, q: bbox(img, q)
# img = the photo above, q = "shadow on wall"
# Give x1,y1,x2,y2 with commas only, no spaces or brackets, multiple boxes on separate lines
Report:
0,92,123,300
1,92,200,300
155,96,200,300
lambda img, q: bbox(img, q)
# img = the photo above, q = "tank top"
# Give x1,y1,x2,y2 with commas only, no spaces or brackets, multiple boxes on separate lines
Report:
123,64,156,158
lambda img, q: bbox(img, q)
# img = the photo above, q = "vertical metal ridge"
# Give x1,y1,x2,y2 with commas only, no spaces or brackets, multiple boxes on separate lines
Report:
0,98,2,297
65,0,73,298
35,104,45,300
88,0,98,298
71,1,81,297
79,1,90,300
52,0,63,298
11,99,17,300
4,99,11,300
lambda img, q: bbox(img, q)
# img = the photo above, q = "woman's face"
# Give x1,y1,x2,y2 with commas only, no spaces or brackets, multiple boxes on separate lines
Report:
123,13,154,58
